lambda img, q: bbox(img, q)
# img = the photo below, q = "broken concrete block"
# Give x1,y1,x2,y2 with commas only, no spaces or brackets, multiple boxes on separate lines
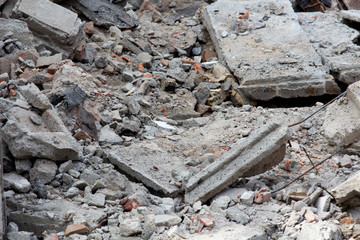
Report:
330,171,360,208
298,11,360,85
15,0,83,58
323,81,360,146
118,216,142,237
184,122,290,204
29,159,58,184
36,53,62,68
99,125,124,145
18,83,52,110
68,0,138,29
154,215,182,227
202,0,340,101
0,49,39,76
3,172,31,193
297,222,342,240
2,113,80,161
0,18,34,50
7,197,105,236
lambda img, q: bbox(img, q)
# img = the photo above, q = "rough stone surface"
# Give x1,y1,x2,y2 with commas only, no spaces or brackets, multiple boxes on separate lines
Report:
192,225,267,240
18,83,52,110
331,170,360,208
3,172,31,193
0,18,34,49
154,214,182,227
29,159,58,184
298,11,360,85
297,222,342,240
2,114,80,161
203,0,340,101
16,0,83,58
323,82,360,146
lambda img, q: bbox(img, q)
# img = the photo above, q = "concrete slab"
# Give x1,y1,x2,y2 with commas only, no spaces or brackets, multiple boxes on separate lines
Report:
202,0,340,101
18,0,78,35
298,11,360,85
107,145,184,196
15,0,83,58
184,122,290,204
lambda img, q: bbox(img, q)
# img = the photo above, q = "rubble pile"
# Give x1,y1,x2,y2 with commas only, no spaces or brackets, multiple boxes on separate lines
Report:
1,0,360,239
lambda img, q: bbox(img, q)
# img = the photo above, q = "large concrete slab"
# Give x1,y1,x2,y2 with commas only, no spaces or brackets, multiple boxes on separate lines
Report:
203,0,340,101
298,11,360,85
184,122,290,204
18,0,78,35
15,0,83,58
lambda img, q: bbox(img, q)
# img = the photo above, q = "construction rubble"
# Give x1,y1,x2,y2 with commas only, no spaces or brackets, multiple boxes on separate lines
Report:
2,0,360,239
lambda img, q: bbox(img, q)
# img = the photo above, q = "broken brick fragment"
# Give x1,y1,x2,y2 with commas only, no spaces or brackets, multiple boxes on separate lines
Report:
254,189,271,204
64,223,89,236
124,198,141,211
200,214,215,228
83,22,94,36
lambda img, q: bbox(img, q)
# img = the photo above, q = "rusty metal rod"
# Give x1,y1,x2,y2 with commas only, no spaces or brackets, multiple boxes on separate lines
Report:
271,146,346,194
289,91,346,127
302,147,318,174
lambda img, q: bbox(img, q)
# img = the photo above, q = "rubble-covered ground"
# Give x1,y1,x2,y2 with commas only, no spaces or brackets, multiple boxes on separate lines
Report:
2,0,360,239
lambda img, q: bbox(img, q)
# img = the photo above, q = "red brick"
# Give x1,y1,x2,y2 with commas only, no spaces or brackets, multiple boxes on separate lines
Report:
83,22,94,36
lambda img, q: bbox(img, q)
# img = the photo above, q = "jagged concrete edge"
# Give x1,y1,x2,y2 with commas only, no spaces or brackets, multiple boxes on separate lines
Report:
184,123,290,204
185,122,281,192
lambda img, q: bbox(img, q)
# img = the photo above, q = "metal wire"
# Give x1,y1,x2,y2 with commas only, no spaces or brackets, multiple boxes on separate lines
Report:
289,91,347,127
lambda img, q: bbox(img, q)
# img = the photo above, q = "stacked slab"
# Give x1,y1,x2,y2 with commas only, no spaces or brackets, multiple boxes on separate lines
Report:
203,0,341,101
12,0,84,58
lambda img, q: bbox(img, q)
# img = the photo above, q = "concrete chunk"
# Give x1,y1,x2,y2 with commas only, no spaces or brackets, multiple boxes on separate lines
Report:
330,171,360,208
299,11,360,85
323,81,360,146
15,0,83,58
18,0,78,35
202,0,340,101
184,122,290,204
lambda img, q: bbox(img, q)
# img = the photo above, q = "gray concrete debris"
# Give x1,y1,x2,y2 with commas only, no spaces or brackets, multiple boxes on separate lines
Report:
3,172,31,193
99,125,124,145
18,83,52,110
297,222,342,240
0,140,5,239
192,225,267,240
29,159,58,184
68,0,138,29
298,11,360,85
330,170,360,208
154,214,182,227
36,53,62,68
2,112,80,161
0,18,34,52
14,0,84,58
184,122,290,204
7,198,106,236
323,81,360,146
203,0,340,101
